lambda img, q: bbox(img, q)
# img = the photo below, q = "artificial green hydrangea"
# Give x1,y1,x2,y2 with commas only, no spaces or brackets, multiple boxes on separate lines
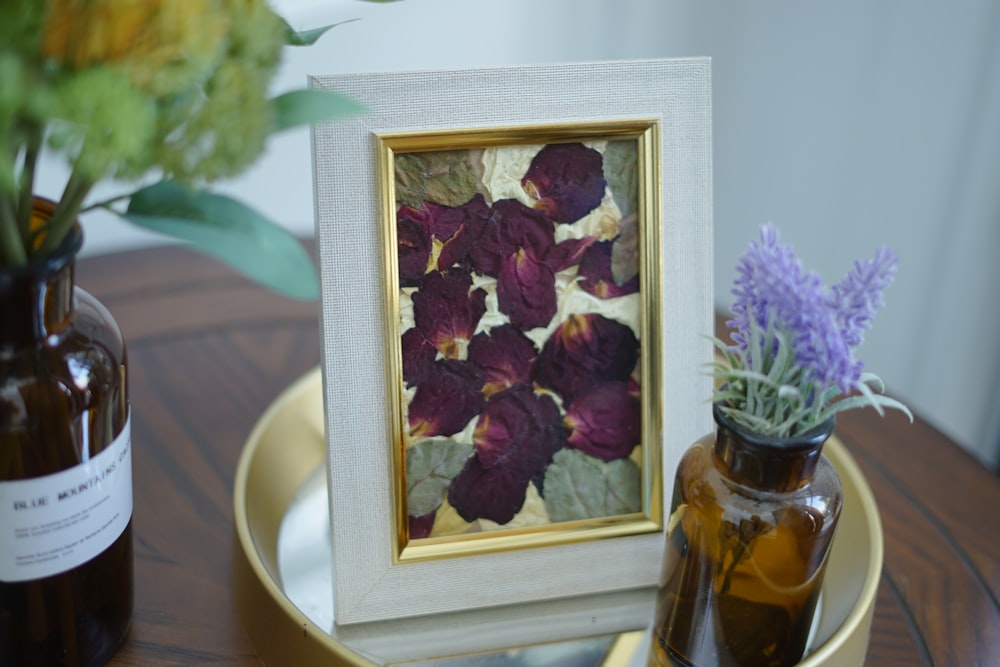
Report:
49,68,157,182
0,0,373,298
162,59,274,181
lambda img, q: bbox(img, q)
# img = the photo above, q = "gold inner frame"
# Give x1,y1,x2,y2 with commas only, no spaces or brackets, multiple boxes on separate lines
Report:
373,120,664,564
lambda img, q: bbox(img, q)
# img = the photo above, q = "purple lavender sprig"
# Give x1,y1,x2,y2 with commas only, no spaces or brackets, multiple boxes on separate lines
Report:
712,224,912,437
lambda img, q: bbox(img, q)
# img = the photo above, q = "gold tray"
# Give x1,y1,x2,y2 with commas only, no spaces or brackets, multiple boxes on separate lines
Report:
232,367,882,666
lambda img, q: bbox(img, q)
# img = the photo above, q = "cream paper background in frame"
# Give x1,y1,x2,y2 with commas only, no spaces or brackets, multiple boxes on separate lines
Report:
311,58,713,626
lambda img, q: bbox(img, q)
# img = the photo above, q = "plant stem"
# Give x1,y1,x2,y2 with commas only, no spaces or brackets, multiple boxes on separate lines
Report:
37,169,93,257
0,196,28,266
17,125,44,241
82,192,131,213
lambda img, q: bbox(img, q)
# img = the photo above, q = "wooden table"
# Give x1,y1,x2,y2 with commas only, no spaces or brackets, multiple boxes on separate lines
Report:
77,243,1000,667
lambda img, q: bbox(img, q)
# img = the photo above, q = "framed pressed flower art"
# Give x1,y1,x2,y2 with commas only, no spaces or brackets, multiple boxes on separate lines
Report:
384,124,658,554
311,58,713,625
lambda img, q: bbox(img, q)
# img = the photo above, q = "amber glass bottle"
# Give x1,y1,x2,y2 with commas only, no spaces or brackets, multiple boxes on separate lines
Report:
649,405,841,667
0,200,133,666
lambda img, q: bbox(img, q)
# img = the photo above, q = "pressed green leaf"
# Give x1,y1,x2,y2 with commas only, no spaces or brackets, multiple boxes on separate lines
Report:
610,213,638,285
406,439,474,517
603,140,638,218
542,449,641,522
393,154,426,209
122,181,319,300
394,151,479,209
422,152,479,207
270,90,366,132
604,458,643,515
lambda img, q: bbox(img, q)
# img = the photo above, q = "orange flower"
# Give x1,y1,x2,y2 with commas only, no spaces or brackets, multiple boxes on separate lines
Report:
41,1,155,69
40,0,227,93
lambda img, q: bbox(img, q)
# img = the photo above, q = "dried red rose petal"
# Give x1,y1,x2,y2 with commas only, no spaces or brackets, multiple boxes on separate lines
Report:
533,313,639,403
401,327,437,387
565,381,641,461
412,267,487,359
469,198,555,277
447,455,533,525
408,359,484,438
408,511,437,539
578,240,639,299
547,236,596,273
472,383,564,470
496,248,557,331
447,384,566,524
424,193,491,271
397,207,432,287
521,143,607,223
468,324,538,398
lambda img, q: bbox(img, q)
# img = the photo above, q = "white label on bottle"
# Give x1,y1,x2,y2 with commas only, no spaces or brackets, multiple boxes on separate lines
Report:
0,416,132,582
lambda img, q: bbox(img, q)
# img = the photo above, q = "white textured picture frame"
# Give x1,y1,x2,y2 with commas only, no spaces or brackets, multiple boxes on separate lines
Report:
311,58,713,625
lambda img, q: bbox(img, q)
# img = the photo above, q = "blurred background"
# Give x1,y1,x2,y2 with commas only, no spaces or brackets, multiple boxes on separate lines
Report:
35,0,1000,467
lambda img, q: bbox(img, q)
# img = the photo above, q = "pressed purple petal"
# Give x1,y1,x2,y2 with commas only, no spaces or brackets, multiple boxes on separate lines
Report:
565,381,641,461
396,207,432,287
412,267,487,359
521,143,607,223
401,327,437,387
472,384,564,471
467,324,538,398
533,313,639,403
578,240,639,299
496,248,558,330
408,359,484,438
468,199,555,277
446,455,533,525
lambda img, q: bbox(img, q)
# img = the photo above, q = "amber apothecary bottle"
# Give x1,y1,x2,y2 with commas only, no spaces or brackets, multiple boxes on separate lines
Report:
649,405,842,667
0,200,133,666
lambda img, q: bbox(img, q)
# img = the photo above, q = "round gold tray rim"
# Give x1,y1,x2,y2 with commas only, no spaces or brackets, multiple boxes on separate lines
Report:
232,368,372,666
231,367,883,666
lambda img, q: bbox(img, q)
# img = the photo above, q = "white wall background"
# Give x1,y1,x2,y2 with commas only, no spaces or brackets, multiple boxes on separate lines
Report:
47,0,1000,466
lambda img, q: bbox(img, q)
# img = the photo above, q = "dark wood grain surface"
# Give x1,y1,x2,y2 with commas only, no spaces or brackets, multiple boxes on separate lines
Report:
75,243,1000,667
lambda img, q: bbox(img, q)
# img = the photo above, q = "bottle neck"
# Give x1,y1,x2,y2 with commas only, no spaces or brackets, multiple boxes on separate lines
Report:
712,404,834,493
0,202,82,352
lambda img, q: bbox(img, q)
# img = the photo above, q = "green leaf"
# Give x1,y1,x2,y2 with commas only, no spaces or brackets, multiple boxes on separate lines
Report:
542,449,641,522
280,18,355,46
122,181,319,300
610,214,639,286
603,140,638,218
394,151,479,209
279,1,404,46
406,439,474,516
823,386,913,424
270,89,366,132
